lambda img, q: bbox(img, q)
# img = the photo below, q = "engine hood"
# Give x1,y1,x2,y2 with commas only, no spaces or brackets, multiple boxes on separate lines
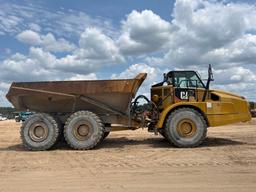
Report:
210,90,245,100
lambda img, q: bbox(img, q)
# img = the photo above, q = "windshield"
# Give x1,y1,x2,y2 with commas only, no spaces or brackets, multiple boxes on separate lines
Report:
172,71,205,88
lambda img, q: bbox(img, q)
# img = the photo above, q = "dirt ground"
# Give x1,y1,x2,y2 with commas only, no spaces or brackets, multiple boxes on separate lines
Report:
0,119,256,192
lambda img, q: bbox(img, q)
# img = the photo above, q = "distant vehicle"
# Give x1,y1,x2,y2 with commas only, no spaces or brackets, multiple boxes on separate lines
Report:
14,112,34,122
0,114,7,121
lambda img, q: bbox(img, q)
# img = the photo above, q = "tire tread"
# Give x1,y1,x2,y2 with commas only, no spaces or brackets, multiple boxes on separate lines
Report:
20,113,60,151
64,110,104,150
164,107,207,148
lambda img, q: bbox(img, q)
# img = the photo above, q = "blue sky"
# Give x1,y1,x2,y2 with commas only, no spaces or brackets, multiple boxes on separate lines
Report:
0,0,173,56
0,0,256,106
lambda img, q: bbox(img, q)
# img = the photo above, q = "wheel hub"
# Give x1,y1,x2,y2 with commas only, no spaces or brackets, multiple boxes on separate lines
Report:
177,119,197,138
34,126,45,137
29,122,49,142
77,125,90,136
73,121,92,141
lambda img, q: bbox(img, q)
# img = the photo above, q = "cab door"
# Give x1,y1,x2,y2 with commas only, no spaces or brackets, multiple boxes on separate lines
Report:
172,71,206,102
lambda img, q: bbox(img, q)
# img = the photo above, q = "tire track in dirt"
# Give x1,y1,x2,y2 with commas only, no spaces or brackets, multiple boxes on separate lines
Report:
224,145,256,166
1,120,256,192
0,137,21,173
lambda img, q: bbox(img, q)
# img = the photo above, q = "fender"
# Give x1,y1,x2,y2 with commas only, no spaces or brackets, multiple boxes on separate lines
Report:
155,102,207,129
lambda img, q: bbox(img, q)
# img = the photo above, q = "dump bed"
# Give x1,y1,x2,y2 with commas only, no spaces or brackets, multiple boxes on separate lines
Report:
6,73,147,114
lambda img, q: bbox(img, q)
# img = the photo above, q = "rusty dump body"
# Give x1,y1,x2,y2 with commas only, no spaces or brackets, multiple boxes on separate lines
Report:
6,73,147,127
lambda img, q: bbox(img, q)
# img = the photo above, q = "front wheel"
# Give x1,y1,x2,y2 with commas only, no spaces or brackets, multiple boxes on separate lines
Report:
164,108,207,148
158,129,167,139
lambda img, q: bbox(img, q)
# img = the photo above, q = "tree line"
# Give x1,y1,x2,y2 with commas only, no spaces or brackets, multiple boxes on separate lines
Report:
0,107,16,118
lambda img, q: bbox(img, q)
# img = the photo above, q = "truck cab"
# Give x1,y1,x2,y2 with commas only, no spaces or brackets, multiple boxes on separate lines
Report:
151,67,251,128
151,70,207,110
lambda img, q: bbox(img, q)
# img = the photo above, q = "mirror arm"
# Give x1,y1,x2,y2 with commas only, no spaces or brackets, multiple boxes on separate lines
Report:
202,64,214,101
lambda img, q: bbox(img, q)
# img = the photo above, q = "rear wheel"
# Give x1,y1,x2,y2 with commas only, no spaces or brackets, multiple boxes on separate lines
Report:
52,117,66,148
64,111,104,150
20,113,60,151
164,108,207,147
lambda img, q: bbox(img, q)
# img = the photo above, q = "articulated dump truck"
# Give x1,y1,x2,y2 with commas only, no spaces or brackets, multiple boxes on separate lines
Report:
6,65,251,150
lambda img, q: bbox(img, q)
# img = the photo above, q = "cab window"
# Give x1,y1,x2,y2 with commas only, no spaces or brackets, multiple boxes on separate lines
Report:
173,71,205,88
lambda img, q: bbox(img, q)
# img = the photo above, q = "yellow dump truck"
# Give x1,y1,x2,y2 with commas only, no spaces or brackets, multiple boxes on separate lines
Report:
6,65,251,150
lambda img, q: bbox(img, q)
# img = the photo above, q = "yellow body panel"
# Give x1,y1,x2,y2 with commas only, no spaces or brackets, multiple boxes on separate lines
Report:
154,89,251,129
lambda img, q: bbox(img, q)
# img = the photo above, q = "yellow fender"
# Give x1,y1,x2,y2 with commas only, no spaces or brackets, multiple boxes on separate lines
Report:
156,102,207,129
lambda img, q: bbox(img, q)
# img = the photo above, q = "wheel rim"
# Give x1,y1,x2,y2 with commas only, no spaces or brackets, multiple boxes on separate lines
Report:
177,119,197,138
73,121,92,141
29,122,49,142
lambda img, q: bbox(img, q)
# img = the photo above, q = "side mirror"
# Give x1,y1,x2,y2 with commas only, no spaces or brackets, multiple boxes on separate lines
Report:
208,64,214,81
163,73,167,82
203,64,214,101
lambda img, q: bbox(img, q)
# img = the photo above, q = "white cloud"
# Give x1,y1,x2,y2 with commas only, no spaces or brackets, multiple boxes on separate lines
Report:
213,81,256,101
53,55,95,74
148,0,256,68
41,33,76,52
202,34,256,65
51,28,124,74
0,47,95,81
16,30,76,52
0,28,125,83
172,0,256,47
112,63,162,96
0,90,7,106
0,49,58,82
112,63,159,81
214,66,256,85
28,23,41,32
15,28,123,68
68,73,97,80
16,30,41,45
0,3,116,38
0,10,22,35
0,82,11,106
0,82,10,90
118,10,172,55
79,28,124,62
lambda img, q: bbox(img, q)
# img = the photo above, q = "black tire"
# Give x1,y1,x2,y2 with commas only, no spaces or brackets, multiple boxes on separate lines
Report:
100,131,110,143
158,129,167,139
20,113,60,151
164,108,207,148
103,131,110,139
52,117,66,148
64,111,104,150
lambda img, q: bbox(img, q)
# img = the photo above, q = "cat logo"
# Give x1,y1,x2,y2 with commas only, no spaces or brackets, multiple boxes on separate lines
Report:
180,91,188,100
